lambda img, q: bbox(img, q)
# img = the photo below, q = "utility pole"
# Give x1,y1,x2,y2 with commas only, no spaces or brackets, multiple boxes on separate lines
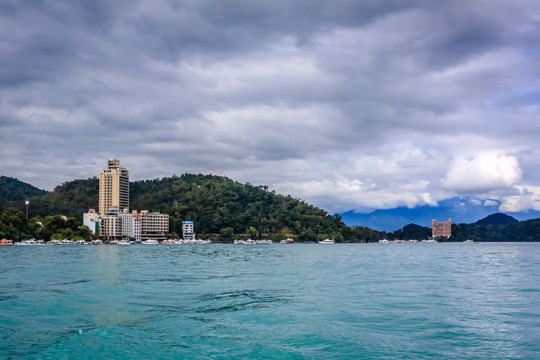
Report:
25,199,29,221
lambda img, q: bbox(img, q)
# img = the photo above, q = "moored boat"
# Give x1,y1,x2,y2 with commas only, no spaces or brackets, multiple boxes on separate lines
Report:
142,239,159,245
233,239,256,244
318,238,335,244
16,239,38,245
255,239,272,244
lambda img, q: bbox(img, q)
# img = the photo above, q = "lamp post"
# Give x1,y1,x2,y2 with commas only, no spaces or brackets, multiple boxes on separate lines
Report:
25,199,29,222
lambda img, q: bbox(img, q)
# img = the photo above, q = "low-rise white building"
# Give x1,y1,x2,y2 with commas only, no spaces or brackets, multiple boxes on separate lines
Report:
122,210,142,242
83,209,101,234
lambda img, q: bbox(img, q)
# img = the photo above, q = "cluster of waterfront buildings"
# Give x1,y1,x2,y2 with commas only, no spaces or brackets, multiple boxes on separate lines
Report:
83,159,194,242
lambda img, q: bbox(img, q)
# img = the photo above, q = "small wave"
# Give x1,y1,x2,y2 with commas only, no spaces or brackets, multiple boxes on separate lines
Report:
518,288,540,293
0,294,17,302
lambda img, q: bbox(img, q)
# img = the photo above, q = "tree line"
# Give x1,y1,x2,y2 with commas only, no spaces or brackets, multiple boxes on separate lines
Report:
0,206,95,241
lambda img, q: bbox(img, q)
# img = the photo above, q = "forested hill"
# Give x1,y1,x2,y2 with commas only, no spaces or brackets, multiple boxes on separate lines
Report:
132,174,377,241
0,176,47,203
474,213,519,226
24,178,100,217
14,174,379,242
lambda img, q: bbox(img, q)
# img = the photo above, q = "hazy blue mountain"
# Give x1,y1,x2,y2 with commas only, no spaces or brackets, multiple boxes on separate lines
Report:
474,213,519,226
340,197,540,232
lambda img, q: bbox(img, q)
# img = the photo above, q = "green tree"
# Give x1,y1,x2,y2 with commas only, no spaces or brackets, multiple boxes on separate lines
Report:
248,226,257,239
220,227,234,241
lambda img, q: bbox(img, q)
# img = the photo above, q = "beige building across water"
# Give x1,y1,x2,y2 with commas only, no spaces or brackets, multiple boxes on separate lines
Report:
99,158,129,215
139,210,169,240
432,218,452,238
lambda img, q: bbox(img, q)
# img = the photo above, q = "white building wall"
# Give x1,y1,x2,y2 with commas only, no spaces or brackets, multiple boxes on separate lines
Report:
83,209,101,234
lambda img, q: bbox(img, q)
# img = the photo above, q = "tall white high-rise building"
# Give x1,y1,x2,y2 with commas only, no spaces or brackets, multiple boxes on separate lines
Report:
99,158,129,215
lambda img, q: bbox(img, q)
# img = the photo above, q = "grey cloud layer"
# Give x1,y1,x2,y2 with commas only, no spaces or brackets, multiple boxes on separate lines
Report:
1,0,540,213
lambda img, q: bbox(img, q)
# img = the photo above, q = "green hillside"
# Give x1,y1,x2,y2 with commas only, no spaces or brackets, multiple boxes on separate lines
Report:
0,176,47,203
131,174,378,242
26,178,99,217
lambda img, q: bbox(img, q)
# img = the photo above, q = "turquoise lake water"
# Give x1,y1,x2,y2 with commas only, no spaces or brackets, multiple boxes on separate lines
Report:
1,243,539,359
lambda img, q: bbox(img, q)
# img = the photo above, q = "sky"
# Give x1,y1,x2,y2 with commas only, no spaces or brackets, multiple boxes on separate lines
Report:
2,0,540,218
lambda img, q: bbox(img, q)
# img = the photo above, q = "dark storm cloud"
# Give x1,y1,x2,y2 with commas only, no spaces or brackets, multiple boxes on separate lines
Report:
2,0,540,214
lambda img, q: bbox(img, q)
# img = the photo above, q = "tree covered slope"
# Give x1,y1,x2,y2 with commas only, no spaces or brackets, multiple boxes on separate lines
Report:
0,176,47,204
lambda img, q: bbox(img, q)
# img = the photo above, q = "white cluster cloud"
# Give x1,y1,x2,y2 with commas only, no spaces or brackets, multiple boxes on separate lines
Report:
500,186,540,212
443,153,522,194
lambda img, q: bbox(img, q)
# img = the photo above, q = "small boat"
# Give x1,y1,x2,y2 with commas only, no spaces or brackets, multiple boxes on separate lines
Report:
318,238,335,244
142,239,159,245
0,239,14,246
255,239,272,244
378,239,390,243
233,239,256,244
464,239,474,243
16,239,37,245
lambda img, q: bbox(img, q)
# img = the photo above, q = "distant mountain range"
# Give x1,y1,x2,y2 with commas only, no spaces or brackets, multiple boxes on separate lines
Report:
340,197,540,231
